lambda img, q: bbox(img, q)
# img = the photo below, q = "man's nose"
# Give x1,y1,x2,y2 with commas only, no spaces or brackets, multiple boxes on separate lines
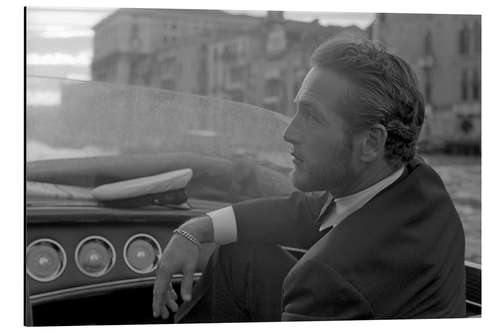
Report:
283,117,301,144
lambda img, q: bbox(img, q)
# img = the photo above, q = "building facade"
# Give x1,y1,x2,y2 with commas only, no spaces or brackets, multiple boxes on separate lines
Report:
91,9,366,116
91,9,261,84
370,13,481,151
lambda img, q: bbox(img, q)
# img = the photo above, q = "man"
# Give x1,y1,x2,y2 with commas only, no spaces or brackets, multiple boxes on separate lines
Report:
152,36,466,321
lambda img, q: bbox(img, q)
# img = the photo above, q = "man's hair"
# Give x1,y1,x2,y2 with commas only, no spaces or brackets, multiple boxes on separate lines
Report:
310,36,425,169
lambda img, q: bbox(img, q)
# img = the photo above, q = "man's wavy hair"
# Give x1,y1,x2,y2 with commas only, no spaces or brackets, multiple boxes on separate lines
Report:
310,36,425,169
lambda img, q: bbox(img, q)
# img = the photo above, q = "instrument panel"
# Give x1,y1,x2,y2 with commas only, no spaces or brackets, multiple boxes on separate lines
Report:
26,200,222,305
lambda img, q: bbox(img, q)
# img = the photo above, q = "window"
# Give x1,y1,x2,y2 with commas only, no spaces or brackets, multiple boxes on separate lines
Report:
458,23,470,55
160,57,177,77
461,69,469,101
472,68,480,101
97,72,107,81
109,64,116,81
474,20,481,53
425,80,432,104
222,44,237,62
229,66,244,82
161,79,176,90
424,31,433,56
265,78,283,98
229,89,244,102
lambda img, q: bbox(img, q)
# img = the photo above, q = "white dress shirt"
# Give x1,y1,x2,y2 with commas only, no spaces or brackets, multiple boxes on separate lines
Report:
207,167,404,245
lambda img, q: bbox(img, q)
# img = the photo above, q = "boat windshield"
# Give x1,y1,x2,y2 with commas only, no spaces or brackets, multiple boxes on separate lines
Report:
26,76,296,204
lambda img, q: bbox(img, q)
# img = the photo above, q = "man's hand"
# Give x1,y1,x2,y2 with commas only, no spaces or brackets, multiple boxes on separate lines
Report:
152,232,200,319
152,215,214,319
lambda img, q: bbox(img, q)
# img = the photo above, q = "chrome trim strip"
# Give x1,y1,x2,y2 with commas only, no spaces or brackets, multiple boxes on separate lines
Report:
465,261,481,270
30,273,202,303
281,246,307,254
466,300,482,308
26,238,67,282
75,235,116,278
123,233,162,274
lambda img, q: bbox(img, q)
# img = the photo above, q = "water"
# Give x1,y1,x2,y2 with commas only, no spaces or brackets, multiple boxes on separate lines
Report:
422,154,481,264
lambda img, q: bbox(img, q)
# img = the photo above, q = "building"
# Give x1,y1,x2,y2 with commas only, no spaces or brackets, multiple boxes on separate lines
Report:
154,35,208,94
91,9,366,116
91,8,261,84
246,13,365,116
370,13,481,151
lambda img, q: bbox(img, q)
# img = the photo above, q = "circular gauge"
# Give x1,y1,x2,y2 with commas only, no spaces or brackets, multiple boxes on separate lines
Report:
26,239,66,282
123,234,161,274
75,236,115,277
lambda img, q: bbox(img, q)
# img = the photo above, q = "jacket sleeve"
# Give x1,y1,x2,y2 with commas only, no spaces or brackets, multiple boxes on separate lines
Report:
232,191,328,249
282,259,374,321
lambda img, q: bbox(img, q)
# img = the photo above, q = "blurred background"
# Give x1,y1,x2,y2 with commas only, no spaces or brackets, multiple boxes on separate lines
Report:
26,7,481,264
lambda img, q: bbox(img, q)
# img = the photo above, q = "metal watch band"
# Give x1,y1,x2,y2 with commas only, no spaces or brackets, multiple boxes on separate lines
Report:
173,229,202,249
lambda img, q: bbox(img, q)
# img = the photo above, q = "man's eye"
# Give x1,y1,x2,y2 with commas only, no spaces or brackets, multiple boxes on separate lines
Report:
305,111,320,124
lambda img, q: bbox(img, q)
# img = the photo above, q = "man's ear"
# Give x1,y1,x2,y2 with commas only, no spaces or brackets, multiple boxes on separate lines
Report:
360,124,388,162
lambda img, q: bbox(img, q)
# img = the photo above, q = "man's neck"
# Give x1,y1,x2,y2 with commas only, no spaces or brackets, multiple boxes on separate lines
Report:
330,162,400,198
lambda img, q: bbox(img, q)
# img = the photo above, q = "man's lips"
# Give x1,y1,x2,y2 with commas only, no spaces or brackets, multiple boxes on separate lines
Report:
290,151,304,163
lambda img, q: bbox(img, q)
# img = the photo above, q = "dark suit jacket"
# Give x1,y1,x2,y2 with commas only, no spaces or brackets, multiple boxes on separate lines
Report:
231,158,466,320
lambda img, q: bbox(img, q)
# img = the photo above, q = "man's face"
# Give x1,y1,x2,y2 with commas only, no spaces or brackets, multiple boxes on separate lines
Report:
283,67,358,194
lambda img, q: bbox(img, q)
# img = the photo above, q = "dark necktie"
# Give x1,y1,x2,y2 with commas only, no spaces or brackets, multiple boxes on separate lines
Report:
314,195,336,230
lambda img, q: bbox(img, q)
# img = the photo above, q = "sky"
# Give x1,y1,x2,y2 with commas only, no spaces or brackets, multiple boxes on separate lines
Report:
26,7,375,81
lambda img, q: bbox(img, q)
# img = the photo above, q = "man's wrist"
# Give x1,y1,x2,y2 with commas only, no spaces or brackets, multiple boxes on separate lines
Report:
173,229,202,249
178,215,214,244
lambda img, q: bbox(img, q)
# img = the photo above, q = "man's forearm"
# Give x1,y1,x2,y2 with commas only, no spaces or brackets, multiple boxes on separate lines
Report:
178,191,326,248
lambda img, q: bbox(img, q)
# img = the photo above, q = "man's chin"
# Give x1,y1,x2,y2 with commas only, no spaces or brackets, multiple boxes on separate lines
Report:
290,167,334,192
290,170,315,192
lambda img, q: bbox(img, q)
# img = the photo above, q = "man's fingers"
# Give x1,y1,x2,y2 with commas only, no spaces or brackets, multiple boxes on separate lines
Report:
165,283,179,312
152,281,167,317
153,267,170,295
166,290,179,313
170,287,178,301
180,267,195,302
152,290,166,319
160,303,170,320
151,233,200,318
153,289,178,319
152,265,172,318
152,288,163,318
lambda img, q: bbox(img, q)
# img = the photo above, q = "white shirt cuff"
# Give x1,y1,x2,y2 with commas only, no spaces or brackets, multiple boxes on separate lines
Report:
206,206,238,245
